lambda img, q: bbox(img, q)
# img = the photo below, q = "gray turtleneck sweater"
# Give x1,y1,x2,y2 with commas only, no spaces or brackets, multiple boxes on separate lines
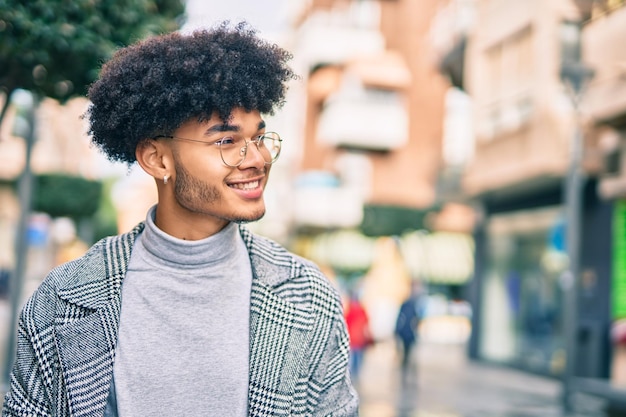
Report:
111,206,252,416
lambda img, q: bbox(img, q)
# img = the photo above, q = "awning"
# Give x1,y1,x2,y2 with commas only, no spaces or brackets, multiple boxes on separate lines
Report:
399,231,475,284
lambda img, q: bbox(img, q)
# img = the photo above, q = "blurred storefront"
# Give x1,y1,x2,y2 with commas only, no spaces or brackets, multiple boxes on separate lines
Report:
474,197,611,377
464,173,614,377
582,0,626,410
434,0,626,412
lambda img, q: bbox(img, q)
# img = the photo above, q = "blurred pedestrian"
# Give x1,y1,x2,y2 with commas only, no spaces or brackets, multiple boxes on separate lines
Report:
2,22,358,417
394,281,425,373
345,291,372,382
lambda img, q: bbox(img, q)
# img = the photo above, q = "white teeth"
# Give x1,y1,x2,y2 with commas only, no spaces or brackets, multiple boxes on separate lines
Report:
231,180,259,190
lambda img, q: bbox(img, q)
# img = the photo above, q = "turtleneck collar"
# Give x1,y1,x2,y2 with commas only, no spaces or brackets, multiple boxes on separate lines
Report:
139,205,240,269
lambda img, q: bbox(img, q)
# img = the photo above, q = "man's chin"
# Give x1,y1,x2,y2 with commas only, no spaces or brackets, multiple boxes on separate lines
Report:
231,211,265,224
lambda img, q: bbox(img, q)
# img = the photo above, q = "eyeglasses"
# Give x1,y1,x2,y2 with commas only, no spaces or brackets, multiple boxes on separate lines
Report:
155,132,282,167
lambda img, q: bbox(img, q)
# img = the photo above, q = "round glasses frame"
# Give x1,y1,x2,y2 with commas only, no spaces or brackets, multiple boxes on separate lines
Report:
154,132,282,167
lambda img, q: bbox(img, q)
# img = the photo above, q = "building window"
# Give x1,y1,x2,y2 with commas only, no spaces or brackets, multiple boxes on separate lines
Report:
479,27,534,140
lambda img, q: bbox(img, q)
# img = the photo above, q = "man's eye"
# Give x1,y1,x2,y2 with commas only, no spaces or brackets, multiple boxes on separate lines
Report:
255,134,265,143
216,136,236,146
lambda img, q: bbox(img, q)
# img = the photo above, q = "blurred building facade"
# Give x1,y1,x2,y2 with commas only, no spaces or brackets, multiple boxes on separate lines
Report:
282,0,477,339
433,0,626,410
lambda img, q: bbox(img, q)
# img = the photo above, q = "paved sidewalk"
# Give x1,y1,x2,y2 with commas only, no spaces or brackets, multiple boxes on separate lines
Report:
355,339,608,417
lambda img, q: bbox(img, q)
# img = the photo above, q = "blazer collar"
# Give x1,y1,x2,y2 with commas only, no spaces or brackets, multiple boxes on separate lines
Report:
56,223,295,309
238,225,301,288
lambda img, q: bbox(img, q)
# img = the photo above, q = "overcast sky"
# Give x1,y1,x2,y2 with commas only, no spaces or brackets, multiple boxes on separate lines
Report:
182,0,293,38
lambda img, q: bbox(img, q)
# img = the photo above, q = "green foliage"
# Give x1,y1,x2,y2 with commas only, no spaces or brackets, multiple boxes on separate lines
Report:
0,0,186,102
33,173,103,219
92,177,120,241
360,204,430,237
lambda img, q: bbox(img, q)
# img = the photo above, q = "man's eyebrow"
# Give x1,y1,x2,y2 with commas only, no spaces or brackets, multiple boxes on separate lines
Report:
203,120,266,135
204,123,238,135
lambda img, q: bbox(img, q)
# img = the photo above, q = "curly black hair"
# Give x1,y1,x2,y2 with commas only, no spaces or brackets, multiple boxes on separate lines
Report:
85,21,297,164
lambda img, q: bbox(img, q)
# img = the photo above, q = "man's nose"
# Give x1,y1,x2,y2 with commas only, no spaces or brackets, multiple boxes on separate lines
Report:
239,140,266,168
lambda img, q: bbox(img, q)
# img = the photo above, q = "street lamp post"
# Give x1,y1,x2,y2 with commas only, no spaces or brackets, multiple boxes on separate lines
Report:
559,20,595,413
2,90,37,388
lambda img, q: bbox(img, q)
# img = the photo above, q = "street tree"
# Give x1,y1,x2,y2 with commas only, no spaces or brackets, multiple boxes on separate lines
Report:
0,0,186,125
0,1,185,385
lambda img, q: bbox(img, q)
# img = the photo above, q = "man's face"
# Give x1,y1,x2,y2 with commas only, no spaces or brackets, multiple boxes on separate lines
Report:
166,108,272,229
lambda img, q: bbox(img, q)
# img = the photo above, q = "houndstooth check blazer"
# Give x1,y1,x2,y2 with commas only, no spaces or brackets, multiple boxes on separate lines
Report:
2,223,359,416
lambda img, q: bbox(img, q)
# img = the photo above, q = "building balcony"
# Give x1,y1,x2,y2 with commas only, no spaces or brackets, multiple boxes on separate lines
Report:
318,87,408,151
292,171,364,229
582,4,626,124
296,18,385,68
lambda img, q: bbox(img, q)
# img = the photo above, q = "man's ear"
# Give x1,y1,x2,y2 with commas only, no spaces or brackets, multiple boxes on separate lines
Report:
135,139,172,181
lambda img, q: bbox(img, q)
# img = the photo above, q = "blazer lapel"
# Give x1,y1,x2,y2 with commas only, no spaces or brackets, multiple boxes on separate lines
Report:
55,224,141,417
248,281,314,417
242,226,316,416
55,304,120,417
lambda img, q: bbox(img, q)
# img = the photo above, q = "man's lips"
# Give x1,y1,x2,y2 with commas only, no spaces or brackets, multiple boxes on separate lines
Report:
228,179,261,190
227,172,265,190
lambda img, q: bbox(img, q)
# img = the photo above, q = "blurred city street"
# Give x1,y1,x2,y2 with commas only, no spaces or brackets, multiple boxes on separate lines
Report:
2,0,626,414
356,338,608,417
0,292,606,416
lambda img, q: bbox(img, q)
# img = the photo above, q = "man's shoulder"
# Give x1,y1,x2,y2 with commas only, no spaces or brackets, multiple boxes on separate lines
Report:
40,238,106,291
240,226,341,306
17,240,103,329
47,227,137,286
239,226,313,270
27,225,143,311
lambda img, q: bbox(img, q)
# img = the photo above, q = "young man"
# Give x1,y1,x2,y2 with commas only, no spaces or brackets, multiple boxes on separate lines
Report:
3,23,358,416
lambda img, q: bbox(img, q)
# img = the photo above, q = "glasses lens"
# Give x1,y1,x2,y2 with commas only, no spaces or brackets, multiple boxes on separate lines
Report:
260,132,281,163
219,137,245,167
219,133,282,166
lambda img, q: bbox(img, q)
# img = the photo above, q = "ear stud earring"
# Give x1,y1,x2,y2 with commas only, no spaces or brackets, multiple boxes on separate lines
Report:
163,174,170,185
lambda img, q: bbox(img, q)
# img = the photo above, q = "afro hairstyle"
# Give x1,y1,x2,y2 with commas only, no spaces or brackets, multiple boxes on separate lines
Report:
85,21,297,164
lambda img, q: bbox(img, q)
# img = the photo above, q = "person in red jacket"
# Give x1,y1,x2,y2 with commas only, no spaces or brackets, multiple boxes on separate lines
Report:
344,291,372,382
